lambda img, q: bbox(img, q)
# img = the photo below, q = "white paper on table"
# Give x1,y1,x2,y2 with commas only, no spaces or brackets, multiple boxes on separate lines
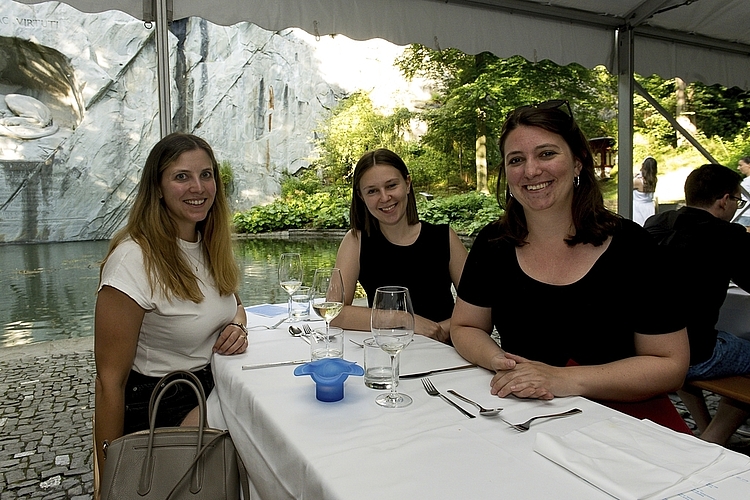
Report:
533,416,750,500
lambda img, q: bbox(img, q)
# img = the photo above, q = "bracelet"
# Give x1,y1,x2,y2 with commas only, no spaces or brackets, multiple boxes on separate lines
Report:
230,322,248,335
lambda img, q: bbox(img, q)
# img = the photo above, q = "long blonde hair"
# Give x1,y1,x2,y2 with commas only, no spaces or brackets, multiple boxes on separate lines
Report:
101,133,239,302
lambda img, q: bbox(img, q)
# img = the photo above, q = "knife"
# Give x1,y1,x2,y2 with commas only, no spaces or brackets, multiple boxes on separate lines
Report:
242,359,308,370
400,364,476,379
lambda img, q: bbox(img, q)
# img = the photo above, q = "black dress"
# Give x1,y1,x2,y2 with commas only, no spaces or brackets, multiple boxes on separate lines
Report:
358,221,455,323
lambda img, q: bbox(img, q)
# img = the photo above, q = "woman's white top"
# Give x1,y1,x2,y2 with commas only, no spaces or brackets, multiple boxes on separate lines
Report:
99,237,237,376
632,190,656,226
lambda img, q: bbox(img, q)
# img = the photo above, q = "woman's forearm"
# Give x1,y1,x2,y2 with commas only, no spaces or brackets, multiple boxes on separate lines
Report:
94,377,126,476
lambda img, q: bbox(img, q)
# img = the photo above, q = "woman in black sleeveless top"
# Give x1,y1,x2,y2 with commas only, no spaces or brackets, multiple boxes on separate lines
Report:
331,149,467,343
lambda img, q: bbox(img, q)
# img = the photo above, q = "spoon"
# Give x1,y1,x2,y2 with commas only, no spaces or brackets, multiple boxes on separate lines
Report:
447,390,503,416
289,325,303,336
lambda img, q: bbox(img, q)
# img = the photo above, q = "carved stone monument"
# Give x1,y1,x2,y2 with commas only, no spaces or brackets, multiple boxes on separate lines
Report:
0,1,428,242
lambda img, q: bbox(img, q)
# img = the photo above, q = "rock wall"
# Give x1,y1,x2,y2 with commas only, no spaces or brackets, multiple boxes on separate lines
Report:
0,1,429,242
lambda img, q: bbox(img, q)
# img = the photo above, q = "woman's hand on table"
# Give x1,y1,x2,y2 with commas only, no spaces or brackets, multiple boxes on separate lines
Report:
490,353,562,400
415,316,450,343
213,323,248,355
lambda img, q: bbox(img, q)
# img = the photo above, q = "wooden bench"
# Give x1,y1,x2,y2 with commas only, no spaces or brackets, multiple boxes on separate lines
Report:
687,375,750,405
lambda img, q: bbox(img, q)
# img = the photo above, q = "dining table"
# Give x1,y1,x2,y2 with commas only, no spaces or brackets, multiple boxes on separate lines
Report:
206,304,750,500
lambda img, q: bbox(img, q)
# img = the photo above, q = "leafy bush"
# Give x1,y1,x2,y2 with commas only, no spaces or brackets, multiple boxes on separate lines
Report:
235,176,502,236
234,185,350,234
417,191,502,235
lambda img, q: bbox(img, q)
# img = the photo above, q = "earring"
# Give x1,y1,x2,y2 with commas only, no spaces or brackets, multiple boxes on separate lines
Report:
509,191,515,198
574,176,580,188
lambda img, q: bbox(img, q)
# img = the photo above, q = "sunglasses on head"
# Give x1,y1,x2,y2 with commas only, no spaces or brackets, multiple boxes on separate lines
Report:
511,99,574,120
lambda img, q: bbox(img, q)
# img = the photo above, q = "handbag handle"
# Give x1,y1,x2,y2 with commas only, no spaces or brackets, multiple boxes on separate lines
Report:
162,429,231,500
138,371,207,496
146,370,207,420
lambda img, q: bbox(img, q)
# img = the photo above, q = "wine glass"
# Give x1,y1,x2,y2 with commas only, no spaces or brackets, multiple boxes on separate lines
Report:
278,253,303,323
310,268,345,339
371,286,414,408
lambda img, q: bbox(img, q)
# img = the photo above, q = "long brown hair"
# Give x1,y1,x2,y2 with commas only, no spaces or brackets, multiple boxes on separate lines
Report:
640,157,658,193
350,148,419,237
101,133,239,302
496,102,619,247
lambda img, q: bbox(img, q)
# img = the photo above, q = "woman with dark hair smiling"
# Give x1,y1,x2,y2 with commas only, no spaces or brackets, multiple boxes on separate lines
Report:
450,101,691,430
331,148,467,343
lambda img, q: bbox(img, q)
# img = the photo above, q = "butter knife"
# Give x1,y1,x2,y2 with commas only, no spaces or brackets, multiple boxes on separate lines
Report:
242,359,308,370
400,364,476,379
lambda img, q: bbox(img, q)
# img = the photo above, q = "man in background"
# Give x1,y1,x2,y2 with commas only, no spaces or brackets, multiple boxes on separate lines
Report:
645,163,750,447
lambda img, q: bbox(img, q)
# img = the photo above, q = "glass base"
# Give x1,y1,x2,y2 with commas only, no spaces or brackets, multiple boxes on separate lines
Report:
375,391,412,408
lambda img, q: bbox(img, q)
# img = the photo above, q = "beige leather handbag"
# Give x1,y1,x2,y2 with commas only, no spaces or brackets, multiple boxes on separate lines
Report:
100,371,247,499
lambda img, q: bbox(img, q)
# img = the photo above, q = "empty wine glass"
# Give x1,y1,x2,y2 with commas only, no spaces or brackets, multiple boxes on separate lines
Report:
310,268,344,336
371,286,414,408
278,253,303,323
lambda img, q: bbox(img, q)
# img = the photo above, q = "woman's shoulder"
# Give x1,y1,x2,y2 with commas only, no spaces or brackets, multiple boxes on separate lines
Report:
108,237,144,262
612,216,657,249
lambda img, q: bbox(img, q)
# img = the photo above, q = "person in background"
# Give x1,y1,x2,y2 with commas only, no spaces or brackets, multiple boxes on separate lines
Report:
451,100,690,431
632,156,658,226
94,133,248,474
645,163,750,446
331,148,467,343
735,156,750,227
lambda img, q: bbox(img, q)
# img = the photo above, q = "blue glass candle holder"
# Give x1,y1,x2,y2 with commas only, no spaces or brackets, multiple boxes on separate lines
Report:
294,358,364,402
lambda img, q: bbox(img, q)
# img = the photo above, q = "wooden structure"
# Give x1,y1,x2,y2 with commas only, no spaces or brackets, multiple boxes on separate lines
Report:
589,137,616,180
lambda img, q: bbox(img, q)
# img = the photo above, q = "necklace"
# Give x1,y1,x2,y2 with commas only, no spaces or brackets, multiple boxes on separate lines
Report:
182,246,203,274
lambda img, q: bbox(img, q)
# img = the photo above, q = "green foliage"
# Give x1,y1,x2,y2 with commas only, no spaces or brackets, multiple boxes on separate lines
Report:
417,191,502,236
234,183,350,234
218,160,234,194
395,49,618,185
234,175,501,237
312,92,414,184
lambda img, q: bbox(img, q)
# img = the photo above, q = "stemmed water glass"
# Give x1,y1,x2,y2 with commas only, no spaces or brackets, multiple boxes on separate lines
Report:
371,286,414,408
310,268,345,351
278,253,303,323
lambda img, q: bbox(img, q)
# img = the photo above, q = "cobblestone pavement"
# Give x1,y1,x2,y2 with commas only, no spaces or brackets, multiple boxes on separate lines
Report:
1,337,749,499
0,338,94,500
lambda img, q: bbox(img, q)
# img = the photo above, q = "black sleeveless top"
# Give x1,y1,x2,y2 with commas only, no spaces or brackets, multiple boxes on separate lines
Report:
358,222,455,322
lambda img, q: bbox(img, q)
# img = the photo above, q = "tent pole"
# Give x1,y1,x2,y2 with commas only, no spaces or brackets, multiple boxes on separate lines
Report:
616,27,634,219
154,0,172,137
633,81,718,165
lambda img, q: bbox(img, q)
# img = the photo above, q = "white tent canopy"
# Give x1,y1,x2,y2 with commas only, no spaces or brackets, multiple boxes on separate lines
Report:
18,0,750,88
15,0,750,216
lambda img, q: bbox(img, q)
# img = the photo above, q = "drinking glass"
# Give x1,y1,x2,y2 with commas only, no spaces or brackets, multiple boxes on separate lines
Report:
310,268,345,339
371,286,414,408
278,253,303,323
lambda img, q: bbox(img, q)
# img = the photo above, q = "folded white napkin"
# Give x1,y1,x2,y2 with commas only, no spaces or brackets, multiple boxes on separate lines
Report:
534,416,750,500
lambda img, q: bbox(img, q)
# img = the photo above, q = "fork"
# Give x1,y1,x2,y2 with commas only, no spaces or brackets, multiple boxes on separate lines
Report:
498,408,582,431
421,378,475,419
302,323,314,337
248,317,287,330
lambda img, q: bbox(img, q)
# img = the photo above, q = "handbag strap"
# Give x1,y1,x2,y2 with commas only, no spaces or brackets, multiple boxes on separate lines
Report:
138,372,207,496
147,370,207,419
164,435,251,500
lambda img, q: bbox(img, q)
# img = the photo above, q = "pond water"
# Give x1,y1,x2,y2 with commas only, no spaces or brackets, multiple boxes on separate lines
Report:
0,237,341,348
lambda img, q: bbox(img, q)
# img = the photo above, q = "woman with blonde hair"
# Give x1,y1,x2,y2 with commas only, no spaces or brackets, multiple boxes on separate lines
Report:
94,133,248,472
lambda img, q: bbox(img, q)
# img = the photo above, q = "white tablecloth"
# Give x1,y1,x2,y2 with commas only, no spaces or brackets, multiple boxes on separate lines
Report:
207,309,750,500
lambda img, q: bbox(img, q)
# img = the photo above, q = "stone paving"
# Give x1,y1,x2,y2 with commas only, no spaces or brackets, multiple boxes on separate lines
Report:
0,336,749,499
0,338,94,500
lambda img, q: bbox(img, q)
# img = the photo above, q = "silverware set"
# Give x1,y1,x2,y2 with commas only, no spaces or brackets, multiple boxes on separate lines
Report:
421,378,582,431
255,323,583,430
